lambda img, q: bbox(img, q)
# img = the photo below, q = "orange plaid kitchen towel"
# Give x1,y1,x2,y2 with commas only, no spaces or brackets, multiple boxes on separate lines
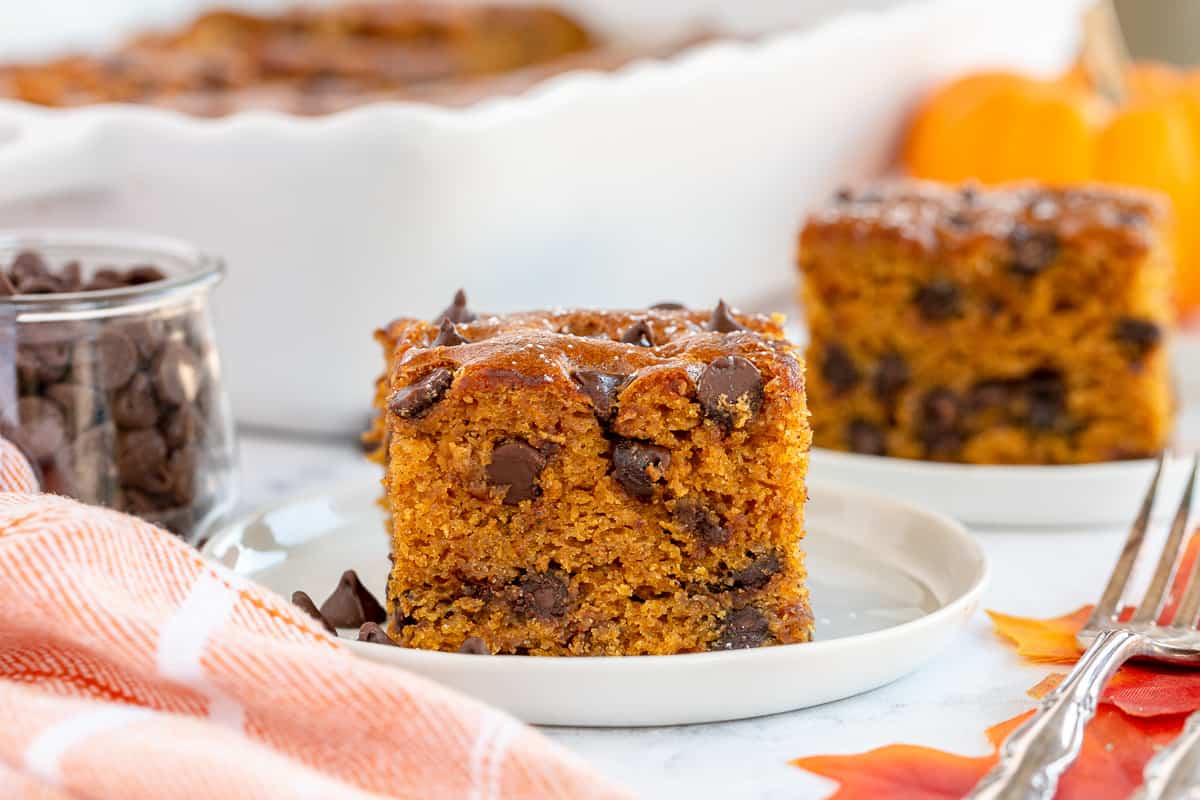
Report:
0,437,629,800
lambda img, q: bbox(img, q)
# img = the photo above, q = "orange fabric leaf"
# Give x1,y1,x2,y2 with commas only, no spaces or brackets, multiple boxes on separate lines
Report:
985,606,1089,662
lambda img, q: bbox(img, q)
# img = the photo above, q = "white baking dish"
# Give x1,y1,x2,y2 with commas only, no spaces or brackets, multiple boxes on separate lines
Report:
0,0,1088,434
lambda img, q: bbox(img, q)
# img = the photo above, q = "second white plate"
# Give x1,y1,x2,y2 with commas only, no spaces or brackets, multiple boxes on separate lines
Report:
203,480,986,726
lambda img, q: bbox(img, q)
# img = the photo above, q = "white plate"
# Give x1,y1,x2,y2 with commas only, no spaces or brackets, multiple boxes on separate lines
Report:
202,480,987,726
810,449,1198,530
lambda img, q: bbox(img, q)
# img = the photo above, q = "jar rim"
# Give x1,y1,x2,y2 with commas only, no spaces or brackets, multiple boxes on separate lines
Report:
0,229,224,320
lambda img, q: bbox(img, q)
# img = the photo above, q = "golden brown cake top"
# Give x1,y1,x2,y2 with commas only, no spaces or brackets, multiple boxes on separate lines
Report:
802,180,1169,259
377,298,804,420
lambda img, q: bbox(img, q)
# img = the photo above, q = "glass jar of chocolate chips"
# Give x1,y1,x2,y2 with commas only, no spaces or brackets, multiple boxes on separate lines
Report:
0,232,237,544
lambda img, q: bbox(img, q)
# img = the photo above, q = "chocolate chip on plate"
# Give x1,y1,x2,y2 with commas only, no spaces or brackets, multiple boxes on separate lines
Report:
914,279,963,322
389,368,454,419
435,289,477,325
430,317,467,348
112,373,160,429
571,370,626,422
16,396,66,461
291,590,336,633
612,439,671,499
95,329,140,391
153,341,201,405
1009,225,1060,277
357,621,399,645
619,320,654,347
485,441,547,505
320,569,387,628
697,355,764,428
713,607,770,650
847,419,887,456
705,299,746,333
821,343,861,395
673,497,729,547
516,573,569,619
1113,317,1162,362
458,636,490,654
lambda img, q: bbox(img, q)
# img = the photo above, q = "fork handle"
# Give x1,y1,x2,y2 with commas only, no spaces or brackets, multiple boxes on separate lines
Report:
1135,709,1200,800
967,629,1145,800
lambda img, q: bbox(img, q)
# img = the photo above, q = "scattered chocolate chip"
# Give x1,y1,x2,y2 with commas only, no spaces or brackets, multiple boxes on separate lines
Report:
1113,317,1162,362
650,301,686,310
516,573,569,619
16,396,66,461
291,590,335,633
430,317,467,348
485,441,547,505
713,607,770,650
821,343,861,395
673,497,729,547
458,636,489,654
872,353,909,403
619,320,654,347
116,428,171,493
111,373,159,428
847,419,886,456
612,440,671,499
697,355,764,429
95,330,139,391
705,300,746,333
914,279,963,321
1009,225,1060,277
357,621,398,645
320,569,387,628
124,265,165,285
572,370,625,422
153,341,201,405
388,368,453,418
732,554,782,590
1025,369,1066,431
435,289,477,325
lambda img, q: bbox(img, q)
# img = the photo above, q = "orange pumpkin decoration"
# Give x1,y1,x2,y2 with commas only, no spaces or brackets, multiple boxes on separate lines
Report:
903,62,1200,317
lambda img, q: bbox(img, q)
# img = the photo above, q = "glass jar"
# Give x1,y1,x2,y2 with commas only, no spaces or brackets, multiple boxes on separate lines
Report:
0,231,237,544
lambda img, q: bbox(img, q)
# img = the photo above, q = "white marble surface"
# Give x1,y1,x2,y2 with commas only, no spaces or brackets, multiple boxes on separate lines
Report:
233,426,1199,800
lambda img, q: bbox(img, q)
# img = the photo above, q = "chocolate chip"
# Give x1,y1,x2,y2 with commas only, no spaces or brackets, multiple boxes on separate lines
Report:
162,406,196,449
166,446,196,504
945,211,971,230
0,271,15,295
320,569,387,628
705,300,746,333
571,370,625,422
458,636,489,654
16,396,66,461
152,341,201,405
485,441,546,504
46,383,105,433
697,355,764,429
1009,225,1060,277
117,428,171,493
95,330,139,390
16,276,59,294
833,186,853,203
124,265,165,285
22,342,72,384
85,269,125,291
673,497,729,547
713,607,770,650
10,251,48,284
967,381,1012,412
732,554,781,590
619,320,654,347
291,590,335,633
430,317,467,348
516,573,569,619
112,373,159,428
914,280,963,321
872,353,909,403
435,289,477,325
1026,369,1066,431
821,343,861,395
650,301,686,310
1113,317,1162,361
612,440,671,499
847,419,886,455
357,621,398,645
388,368,454,419
58,261,82,292
920,388,964,457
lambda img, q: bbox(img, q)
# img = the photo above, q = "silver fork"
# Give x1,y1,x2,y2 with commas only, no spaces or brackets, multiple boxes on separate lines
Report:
968,452,1200,800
